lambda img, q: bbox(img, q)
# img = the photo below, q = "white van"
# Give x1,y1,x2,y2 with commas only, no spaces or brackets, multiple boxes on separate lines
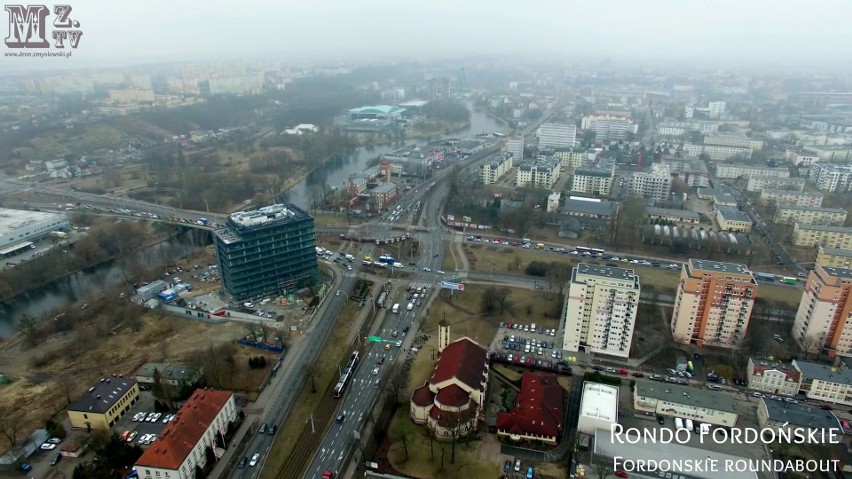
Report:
675,417,684,430
345,254,354,260
392,304,400,314
685,418,694,432
407,303,414,311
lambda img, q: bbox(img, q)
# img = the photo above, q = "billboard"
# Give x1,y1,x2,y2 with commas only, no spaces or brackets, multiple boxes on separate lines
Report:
440,281,464,291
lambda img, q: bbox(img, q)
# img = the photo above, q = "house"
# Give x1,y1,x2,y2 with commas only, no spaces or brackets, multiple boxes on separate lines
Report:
136,362,203,387
134,389,237,479
793,359,852,406
410,323,488,440
495,372,564,445
67,377,140,430
746,358,801,397
715,205,752,233
561,197,618,230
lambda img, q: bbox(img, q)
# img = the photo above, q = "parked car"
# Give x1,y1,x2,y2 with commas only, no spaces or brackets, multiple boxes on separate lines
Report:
237,456,248,469
258,424,267,435
249,453,260,467
50,453,62,466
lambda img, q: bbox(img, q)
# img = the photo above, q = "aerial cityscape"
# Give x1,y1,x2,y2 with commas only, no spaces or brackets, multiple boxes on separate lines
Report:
2,2,852,479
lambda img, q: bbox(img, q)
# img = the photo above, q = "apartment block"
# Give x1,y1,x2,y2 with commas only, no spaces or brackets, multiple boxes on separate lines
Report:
537,123,577,149
793,359,852,406
516,158,560,189
792,223,852,249
480,152,513,185
671,259,758,348
745,176,806,193
507,136,524,162
546,192,561,213
553,147,592,170
809,163,852,193
684,143,752,161
571,167,614,197
793,265,852,358
657,124,687,137
774,206,848,226
704,133,763,151
214,204,317,300
803,145,852,162
816,246,852,268
659,157,711,189
785,149,820,167
716,164,790,180
708,101,726,119
746,358,801,397
715,205,753,233
580,115,638,141
563,264,640,358
760,189,824,208
627,170,672,200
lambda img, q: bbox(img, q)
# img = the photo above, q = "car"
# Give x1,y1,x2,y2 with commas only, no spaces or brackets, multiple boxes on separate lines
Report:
162,414,173,423
515,459,522,472
267,425,277,435
504,459,513,473
18,463,32,472
593,365,605,371
133,412,146,422
237,456,248,469
632,372,645,378
385,343,392,350
617,369,629,375
138,434,148,444
258,424,267,435
649,374,663,381
249,453,260,467
396,340,403,347
374,378,381,386
377,356,385,365
47,437,62,444
605,367,616,373
616,471,629,478
322,472,336,479
372,367,380,376
752,392,764,398
657,416,665,425
336,413,346,424
127,431,138,443
549,329,556,336
40,443,57,450
50,452,62,466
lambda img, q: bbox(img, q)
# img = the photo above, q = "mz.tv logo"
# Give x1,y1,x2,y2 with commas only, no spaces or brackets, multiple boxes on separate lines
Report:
4,4,82,49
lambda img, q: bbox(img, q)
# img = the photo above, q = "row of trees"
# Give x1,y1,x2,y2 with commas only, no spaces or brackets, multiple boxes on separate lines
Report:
421,100,471,124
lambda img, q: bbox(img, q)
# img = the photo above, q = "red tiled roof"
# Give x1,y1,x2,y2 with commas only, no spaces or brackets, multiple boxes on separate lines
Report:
435,384,471,408
752,363,800,382
430,338,487,391
496,372,564,439
411,384,435,407
135,389,232,471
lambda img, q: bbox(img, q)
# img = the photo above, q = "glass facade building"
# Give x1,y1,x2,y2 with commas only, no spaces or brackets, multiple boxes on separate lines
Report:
214,204,318,300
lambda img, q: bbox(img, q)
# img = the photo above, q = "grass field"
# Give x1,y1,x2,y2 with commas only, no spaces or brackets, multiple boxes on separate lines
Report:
312,213,365,226
261,300,363,479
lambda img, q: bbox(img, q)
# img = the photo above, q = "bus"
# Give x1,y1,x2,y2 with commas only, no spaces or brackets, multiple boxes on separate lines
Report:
781,277,798,285
755,273,776,282
576,246,605,256
375,291,388,309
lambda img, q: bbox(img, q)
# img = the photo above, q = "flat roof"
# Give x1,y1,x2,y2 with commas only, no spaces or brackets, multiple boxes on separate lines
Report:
574,168,611,178
216,204,311,245
562,198,617,216
594,429,758,479
577,263,638,282
0,241,33,255
634,380,737,413
579,382,618,422
0,207,66,236
762,189,822,197
369,182,397,194
689,258,751,277
795,223,852,233
794,359,852,385
715,205,751,223
819,245,852,257
822,266,852,280
68,377,137,414
777,205,847,213
646,207,700,219
761,399,842,430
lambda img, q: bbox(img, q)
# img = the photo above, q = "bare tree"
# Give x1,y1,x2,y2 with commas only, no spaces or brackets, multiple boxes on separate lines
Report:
385,360,412,406
17,314,38,347
394,420,411,462
0,407,24,448
545,262,572,295
443,407,476,464
593,457,614,479
480,286,510,315
304,364,319,394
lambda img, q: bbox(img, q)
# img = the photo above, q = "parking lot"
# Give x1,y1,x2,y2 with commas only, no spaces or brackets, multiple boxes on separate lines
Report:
111,390,170,447
488,321,568,373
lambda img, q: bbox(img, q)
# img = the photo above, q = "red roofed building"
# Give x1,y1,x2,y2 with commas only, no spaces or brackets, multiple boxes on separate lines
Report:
410,336,489,439
134,389,236,479
747,357,802,397
496,372,564,445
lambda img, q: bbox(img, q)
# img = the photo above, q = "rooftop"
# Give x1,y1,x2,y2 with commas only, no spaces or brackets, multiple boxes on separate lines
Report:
794,359,852,385
495,372,564,439
136,362,200,382
430,337,487,392
820,266,852,281
635,380,736,413
216,204,312,245
819,245,852,257
68,377,137,414
795,223,852,233
761,399,842,430
777,205,847,213
135,389,233,471
576,263,638,283
749,358,800,382
762,189,822,197
0,207,67,236
369,182,398,195
815,164,852,172
579,382,618,422
562,198,618,216
645,206,700,220
715,205,751,223
573,168,612,178
689,258,752,277
349,105,404,115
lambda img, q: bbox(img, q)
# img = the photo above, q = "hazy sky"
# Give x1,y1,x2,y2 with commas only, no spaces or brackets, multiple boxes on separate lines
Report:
4,0,851,69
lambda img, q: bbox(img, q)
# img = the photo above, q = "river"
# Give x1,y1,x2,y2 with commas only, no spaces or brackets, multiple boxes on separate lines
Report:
282,103,505,208
0,104,504,335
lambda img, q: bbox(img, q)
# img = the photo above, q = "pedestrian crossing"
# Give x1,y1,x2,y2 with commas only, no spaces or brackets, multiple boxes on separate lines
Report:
407,280,434,290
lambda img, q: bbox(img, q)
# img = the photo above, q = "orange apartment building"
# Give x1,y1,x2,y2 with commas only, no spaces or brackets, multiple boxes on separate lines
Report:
793,265,852,358
670,259,758,348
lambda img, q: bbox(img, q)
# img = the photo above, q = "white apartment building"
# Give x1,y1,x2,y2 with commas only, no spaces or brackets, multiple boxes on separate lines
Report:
659,157,711,188
683,143,752,161
747,358,801,397
562,264,640,358
708,101,726,119
571,167,614,197
704,133,764,151
580,115,638,141
134,390,237,479
785,149,820,167
627,170,672,200
507,136,524,162
792,223,852,249
479,153,513,185
715,164,790,180
793,359,852,406
546,192,561,213
745,176,805,193
816,246,852,269
774,206,848,226
536,123,577,149
792,265,852,358
516,158,560,189
803,145,852,162
553,148,592,170
760,189,824,208
657,124,687,137
809,163,852,193
670,259,758,348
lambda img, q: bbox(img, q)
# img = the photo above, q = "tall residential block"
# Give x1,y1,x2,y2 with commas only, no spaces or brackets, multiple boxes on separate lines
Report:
507,136,524,162
214,204,318,300
563,264,640,358
671,259,757,348
793,265,852,358
536,123,577,149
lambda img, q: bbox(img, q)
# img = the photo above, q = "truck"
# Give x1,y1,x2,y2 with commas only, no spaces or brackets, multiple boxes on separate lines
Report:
344,254,354,261
535,243,545,250
392,262,403,268
392,304,400,314
378,255,395,265
781,277,798,285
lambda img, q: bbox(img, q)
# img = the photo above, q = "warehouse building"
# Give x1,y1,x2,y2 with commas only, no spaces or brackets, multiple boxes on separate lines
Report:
0,207,69,256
